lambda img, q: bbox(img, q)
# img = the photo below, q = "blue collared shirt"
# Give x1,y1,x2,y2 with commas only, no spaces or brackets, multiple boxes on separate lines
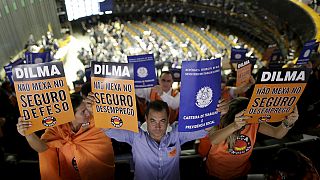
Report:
104,122,207,180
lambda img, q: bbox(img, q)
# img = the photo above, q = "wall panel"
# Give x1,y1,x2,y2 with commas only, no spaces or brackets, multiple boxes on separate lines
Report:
0,0,61,69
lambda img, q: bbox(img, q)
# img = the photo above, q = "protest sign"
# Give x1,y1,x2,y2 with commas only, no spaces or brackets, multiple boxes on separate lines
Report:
297,39,317,65
178,59,221,132
231,48,247,63
236,60,252,87
244,68,310,123
127,54,156,88
4,58,25,84
13,61,74,134
25,51,52,64
91,61,138,132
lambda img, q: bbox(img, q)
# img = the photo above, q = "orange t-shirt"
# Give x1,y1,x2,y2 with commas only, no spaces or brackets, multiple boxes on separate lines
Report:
39,121,115,180
206,123,259,179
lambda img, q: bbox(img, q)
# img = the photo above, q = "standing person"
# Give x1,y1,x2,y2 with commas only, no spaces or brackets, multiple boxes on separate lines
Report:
85,92,208,180
135,71,180,124
206,97,299,179
16,94,115,180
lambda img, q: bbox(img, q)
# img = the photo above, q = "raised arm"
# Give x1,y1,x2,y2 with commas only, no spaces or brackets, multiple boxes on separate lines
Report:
135,88,152,101
17,117,48,153
232,75,255,97
258,106,298,139
209,111,249,145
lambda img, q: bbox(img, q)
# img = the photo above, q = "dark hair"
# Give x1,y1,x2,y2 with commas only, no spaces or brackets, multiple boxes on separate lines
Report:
270,148,309,179
70,93,84,113
220,97,250,148
221,97,249,128
80,81,91,97
145,100,169,118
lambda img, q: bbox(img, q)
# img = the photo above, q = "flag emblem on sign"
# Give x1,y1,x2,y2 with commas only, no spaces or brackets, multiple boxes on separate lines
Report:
258,115,271,123
137,67,148,78
195,86,213,108
42,116,57,127
111,116,123,128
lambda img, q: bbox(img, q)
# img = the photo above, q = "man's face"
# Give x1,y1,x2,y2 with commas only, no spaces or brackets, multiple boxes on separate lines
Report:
159,73,173,92
146,109,169,142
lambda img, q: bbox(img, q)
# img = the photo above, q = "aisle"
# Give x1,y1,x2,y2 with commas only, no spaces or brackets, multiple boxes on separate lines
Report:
63,33,90,91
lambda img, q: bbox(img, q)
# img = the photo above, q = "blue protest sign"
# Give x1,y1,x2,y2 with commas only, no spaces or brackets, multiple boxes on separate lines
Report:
270,48,282,62
127,54,156,88
297,40,317,65
25,51,52,64
178,59,221,132
85,66,91,82
4,58,25,84
170,68,181,82
231,48,247,63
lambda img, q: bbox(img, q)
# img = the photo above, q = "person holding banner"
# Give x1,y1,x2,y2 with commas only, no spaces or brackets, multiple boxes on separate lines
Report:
135,71,180,124
84,94,207,180
206,97,298,179
221,75,255,101
16,94,115,180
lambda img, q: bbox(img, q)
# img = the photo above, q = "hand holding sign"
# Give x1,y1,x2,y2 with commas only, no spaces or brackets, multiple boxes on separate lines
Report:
282,106,299,128
233,110,249,130
216,99,229,117
84,92,95,114
16,117,32,136
152,85,163,96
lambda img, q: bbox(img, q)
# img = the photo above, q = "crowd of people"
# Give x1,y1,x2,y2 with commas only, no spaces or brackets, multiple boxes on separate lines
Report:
0,2,320,179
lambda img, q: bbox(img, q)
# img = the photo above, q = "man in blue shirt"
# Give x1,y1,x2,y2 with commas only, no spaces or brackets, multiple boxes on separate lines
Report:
105,100,207,180
104,100,208,180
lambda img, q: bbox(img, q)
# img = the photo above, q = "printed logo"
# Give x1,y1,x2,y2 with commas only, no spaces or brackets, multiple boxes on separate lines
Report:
34,58,43,64
229,134,251,155
111,116,123,128
72,157,79,171
235,53,242,59
168,147,177,158
173,72,180,79
258,115,271,122
303,49,311,58
42,116,57,127
195,86,213,108
137,67,148,78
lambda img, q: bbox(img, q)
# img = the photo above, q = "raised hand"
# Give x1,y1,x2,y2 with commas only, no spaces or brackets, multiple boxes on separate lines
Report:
16,117,32,136
216,99,230,117
84,92,95,114
233,110,249,130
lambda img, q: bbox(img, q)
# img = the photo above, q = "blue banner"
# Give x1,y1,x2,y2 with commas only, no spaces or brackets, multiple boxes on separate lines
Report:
231,48,247,63
4,58,25,84
127,54,157,89
178,59,221,132
25,51,52,64
269,48,282,62
99,0,113,12
297,40,317,65
171,68,181,82
85,66,91,82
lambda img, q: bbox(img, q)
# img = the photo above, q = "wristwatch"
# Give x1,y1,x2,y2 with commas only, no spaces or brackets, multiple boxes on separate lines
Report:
282,120,294,129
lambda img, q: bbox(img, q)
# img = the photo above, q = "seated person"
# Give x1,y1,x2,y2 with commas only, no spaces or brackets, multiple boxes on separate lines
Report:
267,148,319,180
